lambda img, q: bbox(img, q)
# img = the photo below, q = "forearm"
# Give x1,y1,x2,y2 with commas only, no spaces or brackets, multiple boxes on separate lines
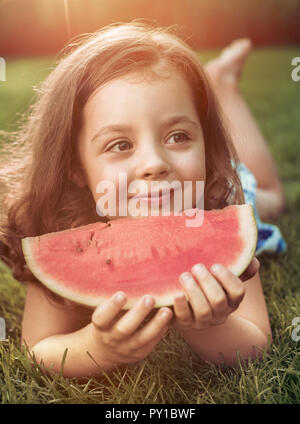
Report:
27,323,117,379
178,314,271,367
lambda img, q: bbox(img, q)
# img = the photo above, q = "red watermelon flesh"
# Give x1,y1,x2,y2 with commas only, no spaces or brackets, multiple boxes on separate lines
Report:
21,205,257,309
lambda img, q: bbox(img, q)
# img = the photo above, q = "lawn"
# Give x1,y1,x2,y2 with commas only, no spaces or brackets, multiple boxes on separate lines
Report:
0,46,300,404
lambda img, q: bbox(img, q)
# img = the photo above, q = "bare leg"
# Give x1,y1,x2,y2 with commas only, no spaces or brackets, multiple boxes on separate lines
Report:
204,39,286,221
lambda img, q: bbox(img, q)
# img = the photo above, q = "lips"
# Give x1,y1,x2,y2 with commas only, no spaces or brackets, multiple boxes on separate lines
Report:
133,188,175,199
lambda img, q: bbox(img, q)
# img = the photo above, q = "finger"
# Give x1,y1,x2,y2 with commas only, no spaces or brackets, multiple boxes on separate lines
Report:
110,295,157,341
190,265,229,321
173,292,194,329
179,272,213,325
130,307,173,348
209,264,245,310
92,291,128,330
144,323,170,348
240,257,260,282
130,323,170,358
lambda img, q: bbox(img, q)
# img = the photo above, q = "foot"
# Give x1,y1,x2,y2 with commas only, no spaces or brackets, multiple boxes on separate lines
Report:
204,38,252,90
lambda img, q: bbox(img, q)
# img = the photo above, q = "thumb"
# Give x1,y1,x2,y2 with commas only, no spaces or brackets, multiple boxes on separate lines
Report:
240,257,260,282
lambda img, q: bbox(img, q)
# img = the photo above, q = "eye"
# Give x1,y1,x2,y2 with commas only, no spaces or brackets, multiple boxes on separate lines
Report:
167,132,190,144
108,140,132,152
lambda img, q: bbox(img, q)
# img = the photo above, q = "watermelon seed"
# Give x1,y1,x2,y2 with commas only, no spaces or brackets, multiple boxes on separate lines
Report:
76,247,83,253
106,258,111,264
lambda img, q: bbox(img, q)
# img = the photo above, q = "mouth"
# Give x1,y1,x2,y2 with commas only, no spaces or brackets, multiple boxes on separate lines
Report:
132,188,177,207
133,188,176,200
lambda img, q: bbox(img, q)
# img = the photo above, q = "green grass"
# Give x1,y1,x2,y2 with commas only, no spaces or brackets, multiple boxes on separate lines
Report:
1,47,300,404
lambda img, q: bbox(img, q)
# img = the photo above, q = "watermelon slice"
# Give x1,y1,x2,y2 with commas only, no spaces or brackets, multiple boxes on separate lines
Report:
21,205,257,309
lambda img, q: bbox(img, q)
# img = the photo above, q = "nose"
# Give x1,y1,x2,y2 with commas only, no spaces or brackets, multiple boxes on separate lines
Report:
134,141,171,180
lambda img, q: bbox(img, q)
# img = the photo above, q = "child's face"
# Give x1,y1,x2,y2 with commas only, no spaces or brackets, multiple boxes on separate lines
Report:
76,66,206,220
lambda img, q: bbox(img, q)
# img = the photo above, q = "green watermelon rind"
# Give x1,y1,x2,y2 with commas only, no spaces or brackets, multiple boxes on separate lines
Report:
21,204,258,310
222,203,257,276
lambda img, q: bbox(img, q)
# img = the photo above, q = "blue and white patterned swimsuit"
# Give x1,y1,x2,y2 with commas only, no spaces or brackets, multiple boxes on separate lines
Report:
236,162,287,256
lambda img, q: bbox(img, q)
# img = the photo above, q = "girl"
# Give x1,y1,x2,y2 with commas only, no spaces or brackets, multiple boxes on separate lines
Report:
0,23,286,379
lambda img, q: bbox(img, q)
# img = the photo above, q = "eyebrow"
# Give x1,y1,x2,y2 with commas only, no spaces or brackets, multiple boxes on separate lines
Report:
90,115,199,144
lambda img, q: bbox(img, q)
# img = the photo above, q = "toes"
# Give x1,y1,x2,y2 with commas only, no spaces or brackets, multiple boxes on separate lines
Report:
222,38,252,60
232,38,252,48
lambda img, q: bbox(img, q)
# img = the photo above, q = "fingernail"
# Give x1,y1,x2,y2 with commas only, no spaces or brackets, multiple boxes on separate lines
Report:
180,272,192,281
161,310,171,320
115,292,126,304
176,292,186,302
211,264,222,273
144,296,155,308
192,263,206,274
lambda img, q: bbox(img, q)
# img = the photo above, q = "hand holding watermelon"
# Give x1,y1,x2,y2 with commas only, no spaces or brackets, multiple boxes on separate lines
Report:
172,257,259,332
21,205,258,310
90,291,173,367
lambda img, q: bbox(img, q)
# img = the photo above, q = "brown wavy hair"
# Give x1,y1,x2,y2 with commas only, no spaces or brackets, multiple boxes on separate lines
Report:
0,21,244,307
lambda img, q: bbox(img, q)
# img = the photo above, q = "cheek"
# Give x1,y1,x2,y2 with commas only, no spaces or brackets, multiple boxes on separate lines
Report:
89,164,127,207
186,163,205,181
178,151,206,182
